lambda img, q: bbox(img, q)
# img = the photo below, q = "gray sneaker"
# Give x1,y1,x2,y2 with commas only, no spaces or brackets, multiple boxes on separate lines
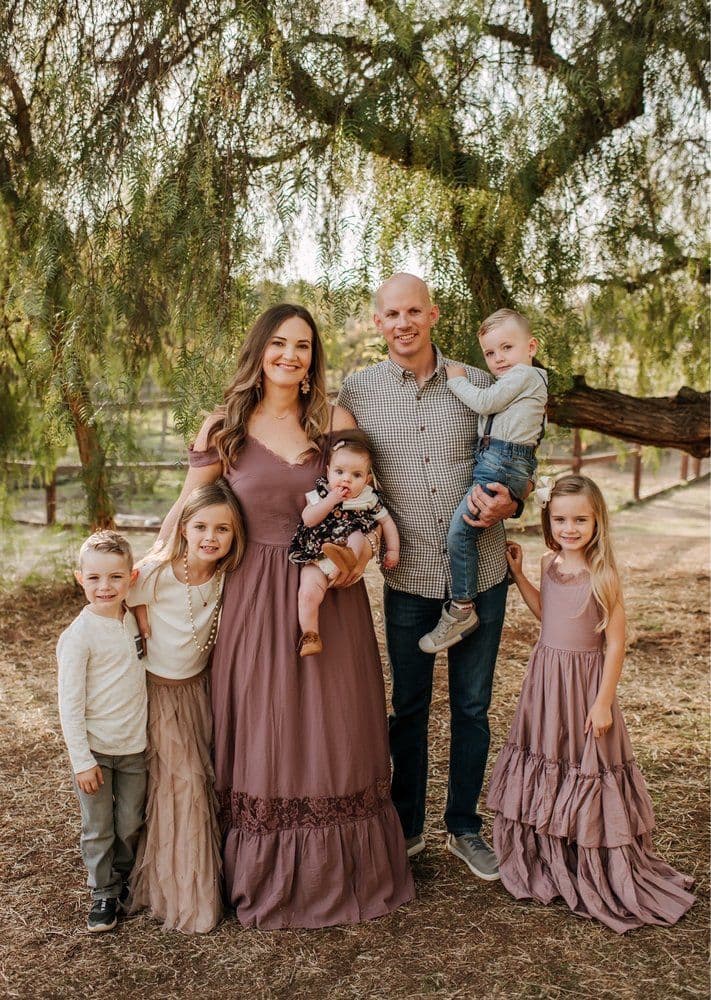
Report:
447,833,500,881
418,605,479,654
405,834,426,858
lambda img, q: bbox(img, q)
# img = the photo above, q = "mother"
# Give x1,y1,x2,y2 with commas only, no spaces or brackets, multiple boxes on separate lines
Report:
159,304,414,928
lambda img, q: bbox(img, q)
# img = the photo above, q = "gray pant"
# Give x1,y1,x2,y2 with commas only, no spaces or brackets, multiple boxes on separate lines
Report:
73,751,146,900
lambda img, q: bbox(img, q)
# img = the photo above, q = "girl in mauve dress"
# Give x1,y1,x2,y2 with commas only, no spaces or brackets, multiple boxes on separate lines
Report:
488,474,694,933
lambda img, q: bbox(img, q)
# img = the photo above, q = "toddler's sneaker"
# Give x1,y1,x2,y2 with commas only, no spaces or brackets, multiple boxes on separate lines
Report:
418,604,479,653
87,897,118,933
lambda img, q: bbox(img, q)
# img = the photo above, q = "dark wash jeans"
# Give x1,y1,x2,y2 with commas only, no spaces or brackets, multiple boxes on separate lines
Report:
384,578,508,838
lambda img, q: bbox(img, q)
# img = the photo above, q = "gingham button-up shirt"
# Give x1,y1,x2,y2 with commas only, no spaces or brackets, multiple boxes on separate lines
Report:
338,347,508,600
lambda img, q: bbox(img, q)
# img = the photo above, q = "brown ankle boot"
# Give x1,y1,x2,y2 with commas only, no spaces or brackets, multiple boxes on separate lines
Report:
321,543,358,575
298,631,323,657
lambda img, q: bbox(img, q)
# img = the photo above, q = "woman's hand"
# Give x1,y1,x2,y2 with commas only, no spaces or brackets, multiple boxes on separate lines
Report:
585,700,613,739
505,542,523,577
331,532,372,588
76,765,104,795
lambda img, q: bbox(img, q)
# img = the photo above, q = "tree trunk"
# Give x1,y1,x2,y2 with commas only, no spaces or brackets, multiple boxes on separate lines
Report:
48,316,115,529
549,377,710,459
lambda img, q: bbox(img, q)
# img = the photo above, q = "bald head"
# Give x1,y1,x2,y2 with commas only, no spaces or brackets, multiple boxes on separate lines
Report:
374,273,432,313
373,272,439,372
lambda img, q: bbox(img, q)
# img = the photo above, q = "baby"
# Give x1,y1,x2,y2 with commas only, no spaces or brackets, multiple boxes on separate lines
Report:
289,430,400,657
420,308,548,654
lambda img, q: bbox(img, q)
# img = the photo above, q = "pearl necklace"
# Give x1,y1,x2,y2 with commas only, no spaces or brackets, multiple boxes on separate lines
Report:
184,552,222,653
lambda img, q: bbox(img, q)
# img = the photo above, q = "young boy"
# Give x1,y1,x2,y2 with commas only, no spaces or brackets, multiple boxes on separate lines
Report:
419,308,548,654
57,531,147,933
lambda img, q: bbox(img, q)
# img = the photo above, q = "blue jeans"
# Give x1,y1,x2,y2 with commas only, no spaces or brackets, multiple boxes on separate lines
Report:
449,439,536,602
384,578,508,838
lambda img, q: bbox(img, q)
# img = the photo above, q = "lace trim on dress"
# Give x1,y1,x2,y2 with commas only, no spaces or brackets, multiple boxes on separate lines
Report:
546,560,590,585
217,778,392,834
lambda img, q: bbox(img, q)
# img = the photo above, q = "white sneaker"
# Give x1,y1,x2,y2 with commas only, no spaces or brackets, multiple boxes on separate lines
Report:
418,605,479,654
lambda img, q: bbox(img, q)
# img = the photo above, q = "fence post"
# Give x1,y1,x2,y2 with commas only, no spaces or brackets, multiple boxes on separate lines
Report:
632,447,642,501
680,453,689,480
572,430,582,473
692,458,702,479
45,471,57,525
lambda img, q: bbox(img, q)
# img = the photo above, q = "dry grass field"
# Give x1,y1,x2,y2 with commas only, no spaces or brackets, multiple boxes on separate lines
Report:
0,481,708,999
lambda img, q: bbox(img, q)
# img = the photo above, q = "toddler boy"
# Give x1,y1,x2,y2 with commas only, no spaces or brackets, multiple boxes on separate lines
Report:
420,309,548,653
57,531,147,932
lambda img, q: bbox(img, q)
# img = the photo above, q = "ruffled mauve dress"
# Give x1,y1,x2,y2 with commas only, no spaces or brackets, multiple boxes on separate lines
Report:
487,560,694,933
189,434,414,929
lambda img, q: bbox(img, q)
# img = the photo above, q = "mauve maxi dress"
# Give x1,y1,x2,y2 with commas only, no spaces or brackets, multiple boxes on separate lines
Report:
189,433,414,929
487,560,695,933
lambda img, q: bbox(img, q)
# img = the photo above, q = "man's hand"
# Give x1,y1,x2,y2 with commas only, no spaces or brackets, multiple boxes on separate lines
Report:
76,765,104,795
463,483,517,527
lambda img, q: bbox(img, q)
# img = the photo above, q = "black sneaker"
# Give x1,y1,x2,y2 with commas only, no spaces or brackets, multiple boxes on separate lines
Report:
118,880,131,912
87,897,118,933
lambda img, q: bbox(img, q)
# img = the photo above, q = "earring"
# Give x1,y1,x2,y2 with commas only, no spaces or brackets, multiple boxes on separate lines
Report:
255,373,263,395
300,373,311,395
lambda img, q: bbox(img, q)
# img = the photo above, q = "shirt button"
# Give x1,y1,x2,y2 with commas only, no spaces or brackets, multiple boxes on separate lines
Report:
431,487,437,495
424,456,430,463
420,425,425,431
437,518,443,524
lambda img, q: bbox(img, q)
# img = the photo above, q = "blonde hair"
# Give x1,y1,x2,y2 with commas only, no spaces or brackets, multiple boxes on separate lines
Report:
153,481,246,579
477,308,532,340
79,530,133,570
542,475,621,632
210,304,330,467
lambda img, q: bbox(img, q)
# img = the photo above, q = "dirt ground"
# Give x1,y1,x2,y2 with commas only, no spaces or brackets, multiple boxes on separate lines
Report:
0,481,708,1000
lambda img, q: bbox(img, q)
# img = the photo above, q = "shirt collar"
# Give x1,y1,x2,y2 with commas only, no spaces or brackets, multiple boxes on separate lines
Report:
385,344,447,383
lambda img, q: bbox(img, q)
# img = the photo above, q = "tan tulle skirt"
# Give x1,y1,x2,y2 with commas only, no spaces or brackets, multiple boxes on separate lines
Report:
129,670,223,933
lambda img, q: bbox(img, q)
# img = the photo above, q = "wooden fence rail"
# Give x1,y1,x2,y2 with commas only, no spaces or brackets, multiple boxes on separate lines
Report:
4,431,706,527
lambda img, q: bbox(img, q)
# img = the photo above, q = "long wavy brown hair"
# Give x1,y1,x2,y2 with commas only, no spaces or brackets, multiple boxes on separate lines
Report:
542,475,621,632
210,304,330,467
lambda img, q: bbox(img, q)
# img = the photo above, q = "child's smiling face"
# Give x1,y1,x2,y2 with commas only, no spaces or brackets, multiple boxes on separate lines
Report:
548,494,597,553
75,551,135,618
326,448,372,500
181,503,236,566
480,319,537,377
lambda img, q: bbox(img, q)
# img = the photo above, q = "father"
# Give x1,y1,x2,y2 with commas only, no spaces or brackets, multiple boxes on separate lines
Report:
338,273,521,880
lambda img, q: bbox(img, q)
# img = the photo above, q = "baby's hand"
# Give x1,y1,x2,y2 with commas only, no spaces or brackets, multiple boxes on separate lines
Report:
585,700,613,739
326,486,349,505
505,542,523,576
446,363,466,380
76,765,104,795
382,550,400,569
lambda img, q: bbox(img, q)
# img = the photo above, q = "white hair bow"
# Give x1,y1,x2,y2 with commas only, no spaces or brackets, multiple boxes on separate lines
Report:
534,476,554,508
